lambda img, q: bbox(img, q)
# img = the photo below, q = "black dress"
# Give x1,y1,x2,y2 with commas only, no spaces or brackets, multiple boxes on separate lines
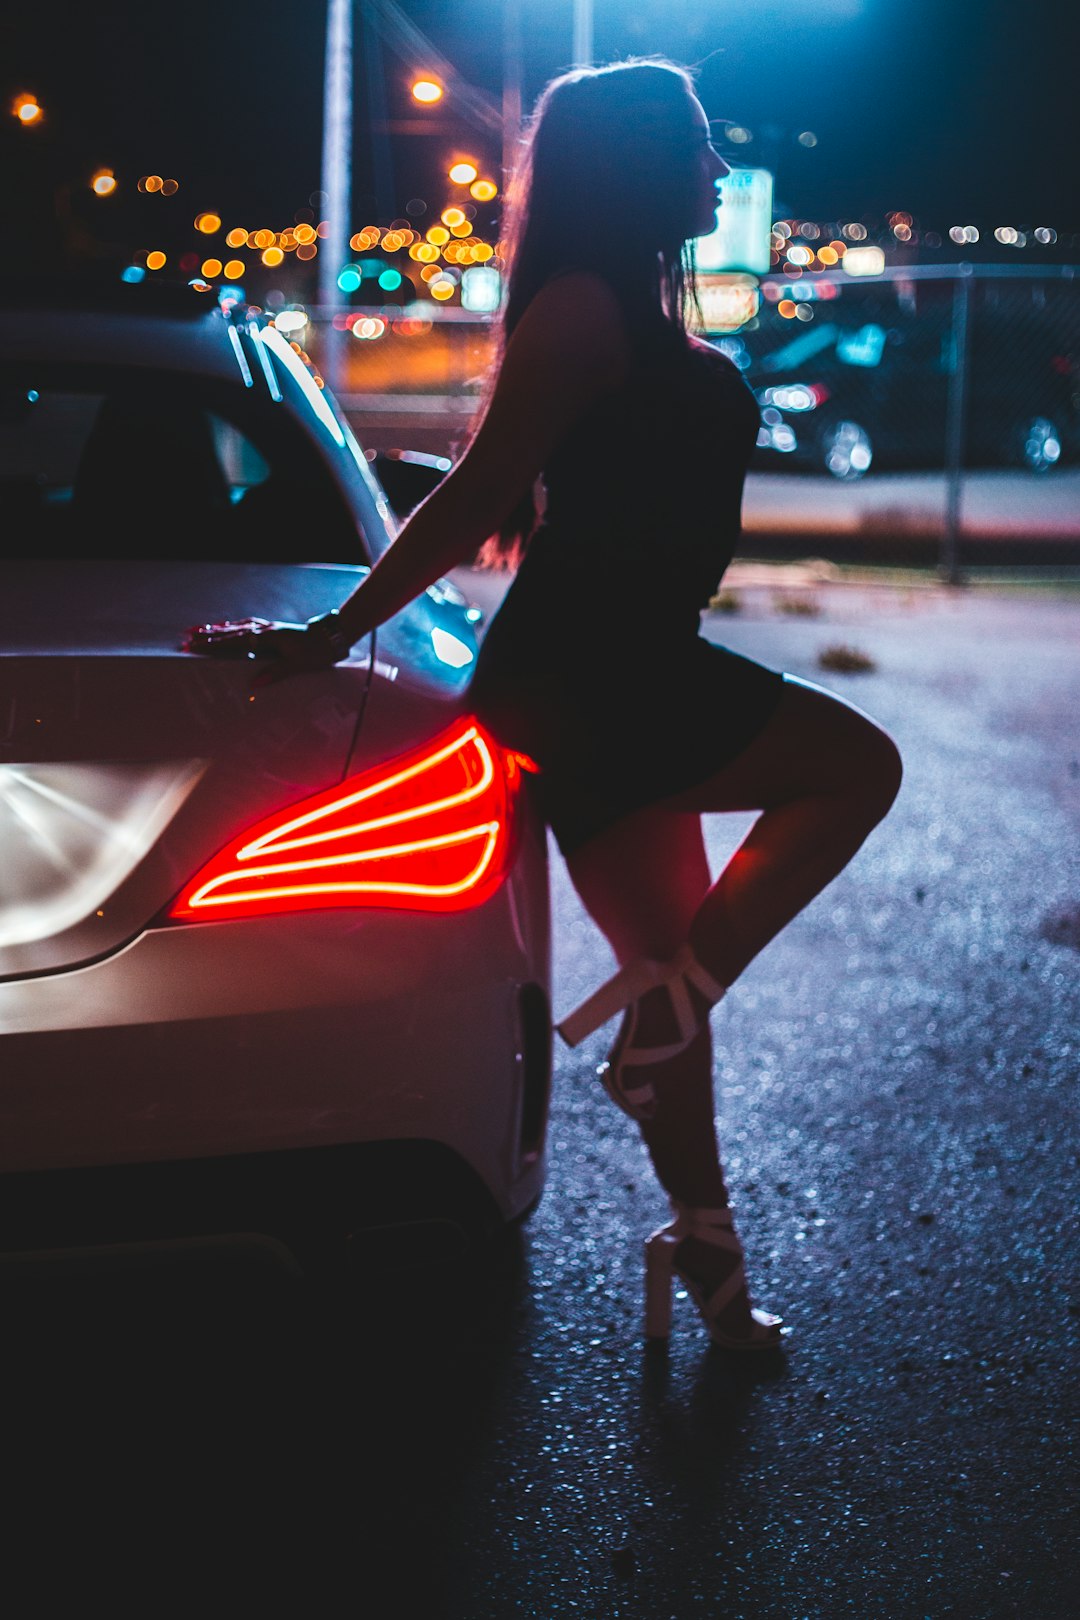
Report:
468,329,786,857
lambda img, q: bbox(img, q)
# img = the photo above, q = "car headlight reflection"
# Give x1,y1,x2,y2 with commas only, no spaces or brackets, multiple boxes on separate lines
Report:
760,383,823,412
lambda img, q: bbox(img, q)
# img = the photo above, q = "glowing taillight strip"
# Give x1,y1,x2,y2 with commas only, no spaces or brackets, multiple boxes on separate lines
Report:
170,719,520,920
237,724,494,860
184,825,499,908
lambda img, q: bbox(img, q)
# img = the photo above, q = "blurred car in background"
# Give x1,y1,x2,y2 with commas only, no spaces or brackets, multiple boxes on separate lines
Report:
0,276,551,1273
746,313,1080,479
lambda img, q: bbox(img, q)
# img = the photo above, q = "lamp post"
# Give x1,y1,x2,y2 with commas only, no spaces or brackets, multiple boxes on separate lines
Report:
319,0,353,396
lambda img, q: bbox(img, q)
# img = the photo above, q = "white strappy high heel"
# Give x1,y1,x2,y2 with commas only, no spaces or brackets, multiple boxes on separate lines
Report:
555,942,727,1121
644,1202,785,1351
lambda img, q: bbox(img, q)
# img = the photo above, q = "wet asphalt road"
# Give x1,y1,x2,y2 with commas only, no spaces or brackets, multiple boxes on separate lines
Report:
3,577,1078,1617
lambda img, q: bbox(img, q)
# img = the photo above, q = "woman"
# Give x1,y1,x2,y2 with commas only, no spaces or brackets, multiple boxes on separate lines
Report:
197,59,902,1351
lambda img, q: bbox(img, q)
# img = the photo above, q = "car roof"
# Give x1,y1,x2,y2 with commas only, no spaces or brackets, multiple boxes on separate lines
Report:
0,274,253,383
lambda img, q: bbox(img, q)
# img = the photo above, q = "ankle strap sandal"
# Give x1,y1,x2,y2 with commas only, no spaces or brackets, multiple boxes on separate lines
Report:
644,1202,785,1351
556,943,727,1120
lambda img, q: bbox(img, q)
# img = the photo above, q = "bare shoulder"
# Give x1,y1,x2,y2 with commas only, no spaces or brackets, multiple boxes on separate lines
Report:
507,271,631,384
446,272,632,516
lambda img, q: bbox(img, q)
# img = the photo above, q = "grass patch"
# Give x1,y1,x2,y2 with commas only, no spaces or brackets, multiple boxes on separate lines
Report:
817,643,878,674
772,593,823,617
731,556,1080,599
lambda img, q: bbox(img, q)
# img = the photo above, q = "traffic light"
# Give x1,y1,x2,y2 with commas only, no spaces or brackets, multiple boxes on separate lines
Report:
338,258,414,306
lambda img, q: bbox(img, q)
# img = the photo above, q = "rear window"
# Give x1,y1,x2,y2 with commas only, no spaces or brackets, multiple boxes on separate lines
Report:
0,364,370,564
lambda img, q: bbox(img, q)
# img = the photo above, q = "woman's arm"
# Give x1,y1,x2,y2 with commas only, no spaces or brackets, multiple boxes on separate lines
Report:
222,273,631,677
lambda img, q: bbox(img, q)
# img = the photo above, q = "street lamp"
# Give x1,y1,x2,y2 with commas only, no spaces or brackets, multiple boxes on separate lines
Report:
12,93,43,125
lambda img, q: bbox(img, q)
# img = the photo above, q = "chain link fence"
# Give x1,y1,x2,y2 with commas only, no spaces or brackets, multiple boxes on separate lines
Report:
311,264,1080,574
731,264,1080,574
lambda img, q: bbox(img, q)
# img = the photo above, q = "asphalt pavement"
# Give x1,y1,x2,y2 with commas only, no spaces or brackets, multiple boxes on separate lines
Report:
2,572,1077,1618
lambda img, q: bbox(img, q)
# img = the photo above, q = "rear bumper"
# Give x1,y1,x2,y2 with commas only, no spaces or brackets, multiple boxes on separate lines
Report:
0,1138,509,1264
0,896,551,1229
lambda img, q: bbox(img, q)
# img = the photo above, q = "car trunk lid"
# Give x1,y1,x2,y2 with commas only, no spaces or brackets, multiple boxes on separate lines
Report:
1,561,372,976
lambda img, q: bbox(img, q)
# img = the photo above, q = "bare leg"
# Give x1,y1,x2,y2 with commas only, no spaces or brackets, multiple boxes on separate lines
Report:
565,807,728,1205
664,674,904,990
563,674,902,1318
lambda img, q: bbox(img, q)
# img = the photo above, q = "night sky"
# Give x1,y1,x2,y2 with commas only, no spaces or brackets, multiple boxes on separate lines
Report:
6,0,1079,272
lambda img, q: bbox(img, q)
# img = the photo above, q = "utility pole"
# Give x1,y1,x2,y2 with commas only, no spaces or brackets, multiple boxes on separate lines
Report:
941,265,972,585
319,0,353,397
572,0,593,67
361,2,395,221
502,0,523,192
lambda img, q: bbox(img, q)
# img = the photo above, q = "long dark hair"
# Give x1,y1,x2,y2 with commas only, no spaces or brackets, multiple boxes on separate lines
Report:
474,57,704,569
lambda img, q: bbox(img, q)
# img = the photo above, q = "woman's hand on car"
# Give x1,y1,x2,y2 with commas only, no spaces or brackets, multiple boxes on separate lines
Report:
184,613,351,686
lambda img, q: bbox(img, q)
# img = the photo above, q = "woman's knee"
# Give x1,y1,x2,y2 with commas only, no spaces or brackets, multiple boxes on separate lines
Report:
851,721,903,822
773,678,901,816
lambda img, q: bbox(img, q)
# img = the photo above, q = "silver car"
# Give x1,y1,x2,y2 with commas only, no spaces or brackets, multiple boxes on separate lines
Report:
0,280,552,1269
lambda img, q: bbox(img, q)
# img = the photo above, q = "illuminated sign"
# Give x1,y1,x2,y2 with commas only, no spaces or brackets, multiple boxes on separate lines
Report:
842,246,886,277
836,323,887,367
694,168,773,276
693,276,760,333
461,264,502,314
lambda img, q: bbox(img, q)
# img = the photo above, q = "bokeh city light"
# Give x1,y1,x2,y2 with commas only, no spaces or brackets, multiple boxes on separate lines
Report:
12,94,43,125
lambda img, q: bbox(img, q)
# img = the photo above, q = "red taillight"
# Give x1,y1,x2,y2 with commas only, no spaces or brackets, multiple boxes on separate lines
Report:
170,719,527,921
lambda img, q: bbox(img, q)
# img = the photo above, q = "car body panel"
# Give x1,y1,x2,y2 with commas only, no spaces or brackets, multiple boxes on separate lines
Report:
1,561,377,974
0,905,547,1223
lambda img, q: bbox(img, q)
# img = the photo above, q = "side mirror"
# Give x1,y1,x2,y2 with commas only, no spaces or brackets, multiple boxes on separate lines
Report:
373,448,452,520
